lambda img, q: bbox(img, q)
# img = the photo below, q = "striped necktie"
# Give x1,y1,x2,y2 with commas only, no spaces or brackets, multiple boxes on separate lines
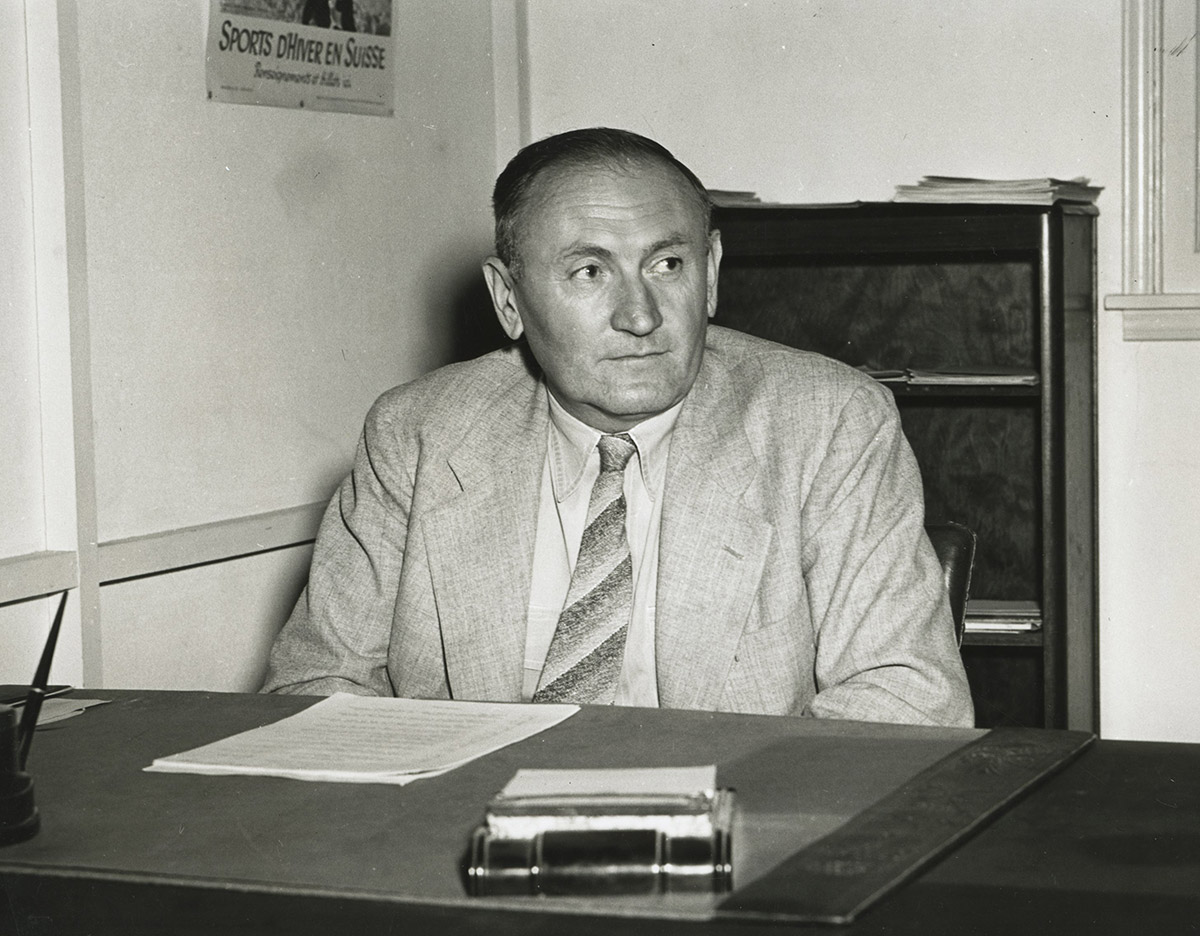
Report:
533,433,637,704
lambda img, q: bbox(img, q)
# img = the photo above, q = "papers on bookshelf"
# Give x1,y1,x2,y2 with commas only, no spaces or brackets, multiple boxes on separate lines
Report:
893,176,1103,205
965,621,1041,633
907,365,1039,386
145,694,578,785
863,368,908,382
466,765,735,895
965,599,1042,633
861,366,1039,387
708,189,762,206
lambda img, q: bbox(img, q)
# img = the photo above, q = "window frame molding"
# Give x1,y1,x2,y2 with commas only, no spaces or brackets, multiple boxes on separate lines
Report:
1110,0,1200,339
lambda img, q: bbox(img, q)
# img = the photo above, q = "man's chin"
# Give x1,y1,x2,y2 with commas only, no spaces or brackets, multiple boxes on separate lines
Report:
593,388,688,429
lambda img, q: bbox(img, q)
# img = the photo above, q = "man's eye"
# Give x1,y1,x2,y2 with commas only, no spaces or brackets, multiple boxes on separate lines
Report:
571,264,601,281
652,256,683,274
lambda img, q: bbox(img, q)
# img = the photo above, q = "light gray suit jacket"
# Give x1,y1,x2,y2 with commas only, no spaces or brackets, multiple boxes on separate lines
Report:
263,326,973,727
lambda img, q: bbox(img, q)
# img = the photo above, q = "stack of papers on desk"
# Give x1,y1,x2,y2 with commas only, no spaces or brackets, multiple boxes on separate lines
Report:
145,694,578,785
893,175,1103,205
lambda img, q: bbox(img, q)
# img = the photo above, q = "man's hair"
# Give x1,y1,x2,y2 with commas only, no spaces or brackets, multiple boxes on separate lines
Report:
492,127,713,278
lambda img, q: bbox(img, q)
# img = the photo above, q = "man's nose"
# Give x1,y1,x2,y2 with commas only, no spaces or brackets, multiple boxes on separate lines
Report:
610,276,662,336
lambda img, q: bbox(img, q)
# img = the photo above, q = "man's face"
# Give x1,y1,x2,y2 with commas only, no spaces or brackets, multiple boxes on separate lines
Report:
484,160,722,433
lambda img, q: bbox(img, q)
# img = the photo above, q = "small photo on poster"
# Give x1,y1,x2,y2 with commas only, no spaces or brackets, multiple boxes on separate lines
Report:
207,0,395,117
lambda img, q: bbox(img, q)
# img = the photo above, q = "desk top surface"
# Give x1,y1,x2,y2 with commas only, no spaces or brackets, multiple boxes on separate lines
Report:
2,690,1198,936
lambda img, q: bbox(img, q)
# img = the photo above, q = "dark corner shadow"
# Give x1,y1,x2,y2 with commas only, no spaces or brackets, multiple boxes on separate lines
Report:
444,264,511,364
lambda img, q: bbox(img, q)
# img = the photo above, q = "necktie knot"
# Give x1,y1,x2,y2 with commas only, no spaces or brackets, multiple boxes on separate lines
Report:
598,433,636,474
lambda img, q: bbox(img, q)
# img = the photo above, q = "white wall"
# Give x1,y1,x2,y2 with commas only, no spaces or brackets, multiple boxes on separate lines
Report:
524,0,1121,272
2,0,499,693
83,0,497,690
8,1,1196,737
1,3,44,560
1,0,57,679
79,0,495,542
523,0,1199,742
1100,0,1200,742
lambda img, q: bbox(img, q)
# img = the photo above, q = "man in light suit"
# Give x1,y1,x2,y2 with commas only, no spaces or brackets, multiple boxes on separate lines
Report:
262,128,973,727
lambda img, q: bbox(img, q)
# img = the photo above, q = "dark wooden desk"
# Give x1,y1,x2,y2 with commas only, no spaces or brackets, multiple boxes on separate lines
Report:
1,691,1196,935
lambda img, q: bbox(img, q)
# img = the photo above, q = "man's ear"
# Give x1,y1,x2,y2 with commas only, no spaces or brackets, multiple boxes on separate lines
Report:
482,257,524,340
705,229,723,320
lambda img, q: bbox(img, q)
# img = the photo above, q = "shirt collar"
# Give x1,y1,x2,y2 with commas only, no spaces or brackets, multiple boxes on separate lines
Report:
546,389,682,503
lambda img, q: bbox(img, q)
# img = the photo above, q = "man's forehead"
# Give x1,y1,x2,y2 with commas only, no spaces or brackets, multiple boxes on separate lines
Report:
520,160,708,250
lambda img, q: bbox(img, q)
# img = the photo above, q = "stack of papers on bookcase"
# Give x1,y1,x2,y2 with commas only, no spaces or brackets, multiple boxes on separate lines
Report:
906,366,1039,386
893,176,1103,205
709,189,762,206
861,366,1039,386
965,600,1042,633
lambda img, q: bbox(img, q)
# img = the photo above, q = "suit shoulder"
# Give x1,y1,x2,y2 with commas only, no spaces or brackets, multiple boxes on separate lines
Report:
705,325,887,408
365,344,535,440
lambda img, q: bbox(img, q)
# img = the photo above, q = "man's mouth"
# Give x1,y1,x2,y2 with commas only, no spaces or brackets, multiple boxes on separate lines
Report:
611,350,666,360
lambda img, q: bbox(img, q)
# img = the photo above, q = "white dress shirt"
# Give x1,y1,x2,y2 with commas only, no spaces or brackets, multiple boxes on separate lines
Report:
522,392,681,705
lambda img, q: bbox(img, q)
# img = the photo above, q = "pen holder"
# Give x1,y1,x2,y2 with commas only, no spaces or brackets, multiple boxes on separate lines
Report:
0,704,39,846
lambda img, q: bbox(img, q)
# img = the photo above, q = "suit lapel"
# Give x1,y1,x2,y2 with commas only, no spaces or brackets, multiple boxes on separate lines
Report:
656,349,773,710
419,342,774,708
422,369,548,702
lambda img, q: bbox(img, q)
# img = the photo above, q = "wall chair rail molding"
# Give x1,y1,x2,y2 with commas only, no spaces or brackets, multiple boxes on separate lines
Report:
96,503,326,585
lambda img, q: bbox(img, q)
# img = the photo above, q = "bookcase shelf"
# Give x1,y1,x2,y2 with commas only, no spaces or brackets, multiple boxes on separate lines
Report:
885,383,1041,399
962,631,1044,648
713,201,1098,732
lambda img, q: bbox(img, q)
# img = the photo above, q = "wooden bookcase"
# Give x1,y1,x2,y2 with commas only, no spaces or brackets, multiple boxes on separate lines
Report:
712,202,1098,732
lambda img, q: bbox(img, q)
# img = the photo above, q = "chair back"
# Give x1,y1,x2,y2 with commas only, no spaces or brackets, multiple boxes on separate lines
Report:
924,522,976,646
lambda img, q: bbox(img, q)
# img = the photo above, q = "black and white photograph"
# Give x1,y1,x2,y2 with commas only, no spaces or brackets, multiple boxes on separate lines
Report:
2,2,1197,933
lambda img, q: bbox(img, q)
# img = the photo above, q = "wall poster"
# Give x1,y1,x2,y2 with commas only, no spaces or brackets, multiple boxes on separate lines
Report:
206,1,394,117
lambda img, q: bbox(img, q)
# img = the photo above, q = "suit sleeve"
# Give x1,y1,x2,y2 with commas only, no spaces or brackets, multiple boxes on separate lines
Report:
799,382,974,727
260,395,410,696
